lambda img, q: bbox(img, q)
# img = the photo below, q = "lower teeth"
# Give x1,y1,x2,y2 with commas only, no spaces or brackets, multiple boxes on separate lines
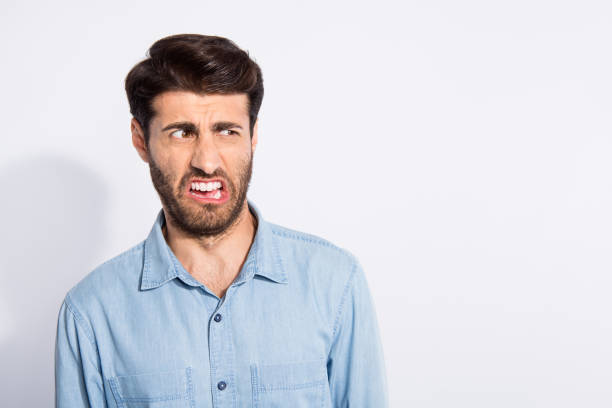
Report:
193,189,221,199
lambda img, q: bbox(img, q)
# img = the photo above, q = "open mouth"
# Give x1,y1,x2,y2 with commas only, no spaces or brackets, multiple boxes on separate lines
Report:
187,179,229,203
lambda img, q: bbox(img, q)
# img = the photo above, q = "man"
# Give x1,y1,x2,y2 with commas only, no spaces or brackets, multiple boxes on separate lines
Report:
55,33,388,407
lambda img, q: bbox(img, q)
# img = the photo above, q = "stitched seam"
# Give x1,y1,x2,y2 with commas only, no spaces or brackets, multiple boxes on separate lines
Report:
64,292,107,404
319,380,325,408
144,278,176,285
108,377,124,408
258,379,326,392
109,369,192,405
64,292,96,346
142,238,150,287
223,289,238,408
270,228,348,254
122,393,185,402
250,364,259,407
331,262,357,338
186,366,195,408
231,371,237,407
98,242,144,271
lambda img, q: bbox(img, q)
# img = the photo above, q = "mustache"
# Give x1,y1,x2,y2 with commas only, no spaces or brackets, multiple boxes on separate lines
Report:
180,170,232,193
183,169,229,183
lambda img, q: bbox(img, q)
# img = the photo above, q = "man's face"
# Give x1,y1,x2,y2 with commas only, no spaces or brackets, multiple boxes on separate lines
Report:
134,91,258,238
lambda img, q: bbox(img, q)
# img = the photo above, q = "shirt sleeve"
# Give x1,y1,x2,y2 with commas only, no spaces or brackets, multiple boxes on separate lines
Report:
327,260,389,407
55,295,107,408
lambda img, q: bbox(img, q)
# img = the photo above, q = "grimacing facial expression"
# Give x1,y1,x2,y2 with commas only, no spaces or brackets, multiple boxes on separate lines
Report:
144,91,257,238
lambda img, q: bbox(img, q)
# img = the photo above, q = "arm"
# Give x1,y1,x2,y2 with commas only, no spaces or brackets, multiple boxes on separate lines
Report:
327,260,389,407
55,294,107,407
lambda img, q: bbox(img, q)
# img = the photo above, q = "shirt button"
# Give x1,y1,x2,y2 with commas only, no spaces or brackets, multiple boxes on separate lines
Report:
217,380,227,391
214,313,222,322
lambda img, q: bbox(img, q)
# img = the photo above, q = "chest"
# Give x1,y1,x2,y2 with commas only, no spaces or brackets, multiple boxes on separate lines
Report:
97,279,334,407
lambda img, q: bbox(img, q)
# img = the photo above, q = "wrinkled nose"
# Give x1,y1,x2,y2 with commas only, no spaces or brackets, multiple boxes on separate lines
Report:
190,135,222,175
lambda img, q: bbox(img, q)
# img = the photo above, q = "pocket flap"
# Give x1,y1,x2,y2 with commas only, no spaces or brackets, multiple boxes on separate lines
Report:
253,359,326,391
109,366,193,404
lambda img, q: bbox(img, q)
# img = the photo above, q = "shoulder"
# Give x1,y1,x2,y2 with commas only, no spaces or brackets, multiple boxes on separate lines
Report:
267,221,362,306
268,222,359,273
64,241,145,314
269,223,348,251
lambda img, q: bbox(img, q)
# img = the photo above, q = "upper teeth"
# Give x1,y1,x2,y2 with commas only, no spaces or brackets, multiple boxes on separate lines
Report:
192,181,222,191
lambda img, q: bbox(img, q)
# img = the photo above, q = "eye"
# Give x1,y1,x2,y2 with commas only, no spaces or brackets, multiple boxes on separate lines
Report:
170,129,193,139
220,129,238,136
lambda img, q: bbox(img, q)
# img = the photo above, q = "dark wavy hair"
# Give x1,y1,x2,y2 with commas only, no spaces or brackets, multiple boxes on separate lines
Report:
125,34,264,144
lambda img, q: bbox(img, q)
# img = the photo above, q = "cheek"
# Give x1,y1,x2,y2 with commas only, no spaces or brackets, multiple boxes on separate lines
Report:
156,149,184,171
153,154,185,185
232,151,252,173
221,146,248,165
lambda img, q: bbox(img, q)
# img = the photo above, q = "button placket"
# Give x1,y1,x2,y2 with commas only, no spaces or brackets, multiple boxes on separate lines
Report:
208,287,237,406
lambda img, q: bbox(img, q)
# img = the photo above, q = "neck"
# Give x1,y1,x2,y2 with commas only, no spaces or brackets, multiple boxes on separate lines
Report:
162,201,258,287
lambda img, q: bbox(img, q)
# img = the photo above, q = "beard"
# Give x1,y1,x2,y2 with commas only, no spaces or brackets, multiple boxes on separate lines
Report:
148,150,253,239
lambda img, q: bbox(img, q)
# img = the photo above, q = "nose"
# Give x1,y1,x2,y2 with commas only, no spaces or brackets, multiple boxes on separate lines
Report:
190,133,223,175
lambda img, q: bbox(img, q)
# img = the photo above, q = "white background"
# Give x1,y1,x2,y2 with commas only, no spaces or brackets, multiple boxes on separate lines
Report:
1,0,611,406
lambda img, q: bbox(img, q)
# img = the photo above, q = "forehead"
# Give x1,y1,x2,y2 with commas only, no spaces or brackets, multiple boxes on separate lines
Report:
151,91,249,125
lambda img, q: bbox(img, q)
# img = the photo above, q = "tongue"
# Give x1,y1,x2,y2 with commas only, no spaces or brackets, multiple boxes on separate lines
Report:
193,189,219,198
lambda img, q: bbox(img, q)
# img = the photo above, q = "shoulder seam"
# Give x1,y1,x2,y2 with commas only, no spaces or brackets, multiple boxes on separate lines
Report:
331,261,358,338
93,241,144,270
64,292,96,347
270,228,348,255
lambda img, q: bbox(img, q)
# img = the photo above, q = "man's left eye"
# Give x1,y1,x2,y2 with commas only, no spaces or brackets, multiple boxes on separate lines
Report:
220,129,237,136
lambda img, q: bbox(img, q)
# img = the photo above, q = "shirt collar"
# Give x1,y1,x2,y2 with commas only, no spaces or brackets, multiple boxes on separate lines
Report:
140,199,288,291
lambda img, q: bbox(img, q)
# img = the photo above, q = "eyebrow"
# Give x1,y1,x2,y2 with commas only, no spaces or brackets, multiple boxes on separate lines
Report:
161,121,198,133
212,121,243,132
161,121,243,133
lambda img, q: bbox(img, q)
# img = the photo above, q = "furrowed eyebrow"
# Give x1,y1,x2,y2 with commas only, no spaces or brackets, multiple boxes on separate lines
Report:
161,121,199,134
211,121,243,132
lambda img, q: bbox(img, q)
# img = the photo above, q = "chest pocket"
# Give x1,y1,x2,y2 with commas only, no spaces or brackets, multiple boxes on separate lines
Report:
250,359,331,408
108,366,195,408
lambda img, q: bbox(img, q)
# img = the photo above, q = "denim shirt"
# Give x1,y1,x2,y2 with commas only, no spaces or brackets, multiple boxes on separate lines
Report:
55,200,388,407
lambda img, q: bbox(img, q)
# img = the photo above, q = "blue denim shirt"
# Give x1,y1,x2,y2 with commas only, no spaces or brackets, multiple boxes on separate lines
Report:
55,200,388,407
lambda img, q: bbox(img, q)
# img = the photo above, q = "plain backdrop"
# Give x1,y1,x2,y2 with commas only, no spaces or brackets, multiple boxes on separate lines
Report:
1,0,611,407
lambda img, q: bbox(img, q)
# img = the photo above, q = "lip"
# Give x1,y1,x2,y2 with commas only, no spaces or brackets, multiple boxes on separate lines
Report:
186,178,230,204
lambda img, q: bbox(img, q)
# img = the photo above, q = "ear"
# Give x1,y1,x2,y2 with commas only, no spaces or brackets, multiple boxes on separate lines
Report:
131,118,149,163
251,118,259,154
